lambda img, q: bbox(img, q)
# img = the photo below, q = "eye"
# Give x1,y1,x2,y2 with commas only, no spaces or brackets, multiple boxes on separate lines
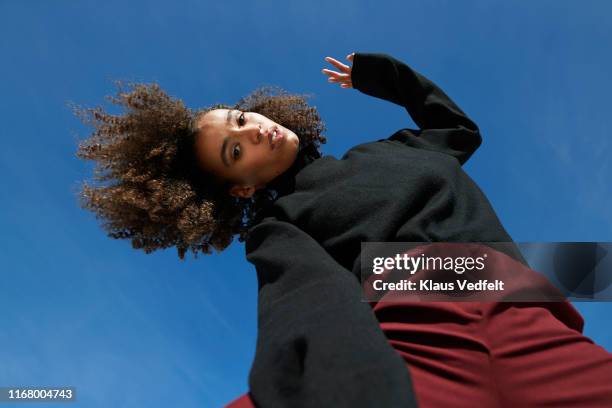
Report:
238,112,246,126
232,143,241,160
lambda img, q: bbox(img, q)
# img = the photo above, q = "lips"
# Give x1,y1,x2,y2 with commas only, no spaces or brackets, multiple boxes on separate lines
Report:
268,127,284,149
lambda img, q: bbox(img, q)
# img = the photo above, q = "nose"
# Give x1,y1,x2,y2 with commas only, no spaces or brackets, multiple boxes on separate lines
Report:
240,124,262,144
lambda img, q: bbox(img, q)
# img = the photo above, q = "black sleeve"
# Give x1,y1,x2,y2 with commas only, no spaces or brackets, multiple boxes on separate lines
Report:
351,52,482,165
245,216,417,408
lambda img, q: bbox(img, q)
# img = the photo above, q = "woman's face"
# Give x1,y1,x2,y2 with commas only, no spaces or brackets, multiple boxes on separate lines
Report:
194,109,300,198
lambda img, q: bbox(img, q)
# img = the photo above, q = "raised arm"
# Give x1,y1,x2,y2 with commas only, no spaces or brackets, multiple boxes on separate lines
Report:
323,52,482,165
245,217,417,408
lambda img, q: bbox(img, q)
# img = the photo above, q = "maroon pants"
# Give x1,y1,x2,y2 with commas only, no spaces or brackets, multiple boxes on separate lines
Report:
227,300,612,407
373,300,612,407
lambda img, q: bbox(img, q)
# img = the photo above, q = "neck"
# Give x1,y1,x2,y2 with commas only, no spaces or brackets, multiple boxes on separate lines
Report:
265,140,321,198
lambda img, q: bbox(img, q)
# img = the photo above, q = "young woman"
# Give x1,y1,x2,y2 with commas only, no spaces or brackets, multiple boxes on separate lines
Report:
75,52,612,407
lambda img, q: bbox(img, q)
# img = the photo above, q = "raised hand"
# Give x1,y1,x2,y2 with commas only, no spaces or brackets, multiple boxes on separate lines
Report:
321,53,355,89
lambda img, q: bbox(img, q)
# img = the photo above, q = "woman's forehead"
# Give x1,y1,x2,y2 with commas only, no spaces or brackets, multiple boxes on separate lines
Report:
198,108,232,129
194,111,230,177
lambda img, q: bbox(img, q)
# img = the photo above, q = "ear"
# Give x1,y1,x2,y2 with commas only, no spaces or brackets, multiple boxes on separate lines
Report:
229,182,267,198
229,184,257,198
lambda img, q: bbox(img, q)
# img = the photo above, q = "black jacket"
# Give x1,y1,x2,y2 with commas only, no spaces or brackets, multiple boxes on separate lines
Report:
243,52,524,407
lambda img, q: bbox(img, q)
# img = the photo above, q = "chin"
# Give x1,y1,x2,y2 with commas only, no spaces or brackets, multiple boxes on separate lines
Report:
287,132,300,146
285,137,300,162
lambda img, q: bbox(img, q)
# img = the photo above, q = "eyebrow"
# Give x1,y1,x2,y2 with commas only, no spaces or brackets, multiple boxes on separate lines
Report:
220,110,235,167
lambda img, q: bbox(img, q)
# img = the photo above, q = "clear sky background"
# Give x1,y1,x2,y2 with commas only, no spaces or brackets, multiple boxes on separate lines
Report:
1,1,610,407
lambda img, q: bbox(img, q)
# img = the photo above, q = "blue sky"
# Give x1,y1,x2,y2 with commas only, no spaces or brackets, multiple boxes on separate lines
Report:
1,1,610,406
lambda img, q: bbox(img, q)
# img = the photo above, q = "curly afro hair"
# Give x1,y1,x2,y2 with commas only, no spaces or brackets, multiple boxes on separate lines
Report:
73,81,326,260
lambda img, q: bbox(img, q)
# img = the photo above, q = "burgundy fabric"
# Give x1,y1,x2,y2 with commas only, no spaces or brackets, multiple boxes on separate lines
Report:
225,393,256,408
373,300,612,407
368,244,612,406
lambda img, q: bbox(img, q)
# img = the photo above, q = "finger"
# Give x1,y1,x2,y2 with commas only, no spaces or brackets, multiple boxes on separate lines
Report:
321,68,350,79
346,53,355,61
327,74,346,81
322,69,349,79
326,57,351,73
324,56,351,73
329,76,351,85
